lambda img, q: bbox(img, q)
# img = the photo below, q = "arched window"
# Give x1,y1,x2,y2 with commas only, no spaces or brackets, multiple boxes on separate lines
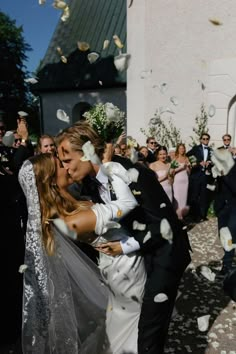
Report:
72,102,92,124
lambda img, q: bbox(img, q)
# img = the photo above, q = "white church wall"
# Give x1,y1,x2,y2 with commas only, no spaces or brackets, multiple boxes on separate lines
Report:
127,0,236,148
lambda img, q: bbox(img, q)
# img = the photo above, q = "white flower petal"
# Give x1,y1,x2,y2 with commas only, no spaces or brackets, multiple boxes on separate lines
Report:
143,231,151,243
220,227,236,252
133,221,146,231
160,218,173,243
18,111,28,117
114,53,131,72
25,77,38,84
77,41,90,52
140,70,152,79
53,0,67,9
81,141,101,165
61,55,67,63
160,203,166,208
19,264,28,273
197,314,210,332
87,52,100,64
103,39,110,50
208,104,216,117
56,109,70,123
113,35,124,49
170,96,179,106
154,293,168,302
200,265,215,282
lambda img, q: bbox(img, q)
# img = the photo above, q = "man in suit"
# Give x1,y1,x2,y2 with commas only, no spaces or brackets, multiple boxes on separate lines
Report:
57,123,191,354
146,137,159,163
186,133,213,222
218,133,236,159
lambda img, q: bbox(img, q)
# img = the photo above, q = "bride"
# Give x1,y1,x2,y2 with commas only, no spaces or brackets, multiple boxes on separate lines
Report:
18,153,146,354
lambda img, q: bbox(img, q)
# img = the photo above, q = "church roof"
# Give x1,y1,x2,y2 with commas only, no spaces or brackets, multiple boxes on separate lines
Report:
35,0,127,92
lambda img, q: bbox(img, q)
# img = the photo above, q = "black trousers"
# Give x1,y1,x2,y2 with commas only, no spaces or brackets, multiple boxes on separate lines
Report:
138,266,180,354
188,172,212,220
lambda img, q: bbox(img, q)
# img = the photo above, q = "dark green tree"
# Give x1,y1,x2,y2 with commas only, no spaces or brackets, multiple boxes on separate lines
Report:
0,11,31,128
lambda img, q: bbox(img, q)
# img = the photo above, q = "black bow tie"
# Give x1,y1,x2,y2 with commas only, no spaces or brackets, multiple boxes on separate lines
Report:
225,146,229,149
204,146,208,150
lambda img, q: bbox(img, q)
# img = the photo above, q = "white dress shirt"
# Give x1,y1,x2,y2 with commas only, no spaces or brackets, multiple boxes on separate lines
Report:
202,144,208,162
96,167,140,254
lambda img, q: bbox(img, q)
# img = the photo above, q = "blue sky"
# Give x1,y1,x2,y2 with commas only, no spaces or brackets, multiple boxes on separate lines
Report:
0,0,60,74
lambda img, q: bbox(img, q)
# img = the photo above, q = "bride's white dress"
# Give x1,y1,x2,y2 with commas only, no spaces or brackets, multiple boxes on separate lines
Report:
94,229,146,354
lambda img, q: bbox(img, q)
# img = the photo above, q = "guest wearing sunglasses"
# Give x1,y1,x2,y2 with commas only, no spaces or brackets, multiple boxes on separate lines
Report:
218,134,236,158
146,137,159,163
186,133,213,222
13,132,22,148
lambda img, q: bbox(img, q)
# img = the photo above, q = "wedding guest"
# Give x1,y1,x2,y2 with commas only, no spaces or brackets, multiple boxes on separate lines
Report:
120,143,127,156
168,147,176,162
146,137,158,163
218,133,236,158
113,143,122,156
149,146,174,202
37,134,56,154
13,132,22,148
173,144,190,220
138,146,149,167
186,133,213,222
57,123,191,354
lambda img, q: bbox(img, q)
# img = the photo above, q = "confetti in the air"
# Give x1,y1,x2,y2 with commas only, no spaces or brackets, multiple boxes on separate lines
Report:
77,41,90,52
56,109,70,123
113,35,124,49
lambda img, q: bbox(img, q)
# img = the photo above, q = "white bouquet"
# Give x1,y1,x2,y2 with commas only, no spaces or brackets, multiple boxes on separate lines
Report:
83,102,125,142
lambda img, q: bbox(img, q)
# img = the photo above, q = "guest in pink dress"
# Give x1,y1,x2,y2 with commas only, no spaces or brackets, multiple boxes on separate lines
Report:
149,146,174,202
173,144,191,219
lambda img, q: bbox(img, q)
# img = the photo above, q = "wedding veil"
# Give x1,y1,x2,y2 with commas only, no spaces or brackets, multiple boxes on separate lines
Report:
18,160,110,354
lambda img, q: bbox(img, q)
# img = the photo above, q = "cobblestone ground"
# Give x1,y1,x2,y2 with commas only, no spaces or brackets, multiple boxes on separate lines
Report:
165,217,236,354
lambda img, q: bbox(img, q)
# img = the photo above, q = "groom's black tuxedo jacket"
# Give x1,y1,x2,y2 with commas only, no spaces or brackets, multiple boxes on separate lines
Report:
186,144,212,175
111,155,192,277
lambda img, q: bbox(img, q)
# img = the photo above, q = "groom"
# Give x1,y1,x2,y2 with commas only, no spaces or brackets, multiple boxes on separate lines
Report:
57,122,192,354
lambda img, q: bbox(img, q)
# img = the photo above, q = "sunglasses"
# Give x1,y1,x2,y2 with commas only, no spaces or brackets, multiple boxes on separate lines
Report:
149,142,157,145
15,138,22,143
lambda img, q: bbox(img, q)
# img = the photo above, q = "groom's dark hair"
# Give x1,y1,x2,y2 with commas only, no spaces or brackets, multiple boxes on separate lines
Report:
56,122,105,159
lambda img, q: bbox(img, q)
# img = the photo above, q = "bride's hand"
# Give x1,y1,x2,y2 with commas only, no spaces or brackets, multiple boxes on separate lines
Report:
95,241,123,256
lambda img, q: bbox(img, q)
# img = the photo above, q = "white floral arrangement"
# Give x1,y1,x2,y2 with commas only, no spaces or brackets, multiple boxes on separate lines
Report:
83,102,125,142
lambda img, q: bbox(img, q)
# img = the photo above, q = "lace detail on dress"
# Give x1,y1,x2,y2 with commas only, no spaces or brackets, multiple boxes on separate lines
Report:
19,160,51,352
19,160,110,354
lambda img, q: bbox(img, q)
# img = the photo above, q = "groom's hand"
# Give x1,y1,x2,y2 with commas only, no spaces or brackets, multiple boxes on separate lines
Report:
96,241,123,256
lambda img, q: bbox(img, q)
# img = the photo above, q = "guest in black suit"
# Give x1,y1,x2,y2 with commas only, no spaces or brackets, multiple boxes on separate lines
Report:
57,123,192,354
186,133,213,221
211,148,236,275
146,137,159,163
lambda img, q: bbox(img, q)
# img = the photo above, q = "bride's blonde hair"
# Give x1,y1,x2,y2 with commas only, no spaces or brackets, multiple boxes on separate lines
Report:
31,153,89,255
